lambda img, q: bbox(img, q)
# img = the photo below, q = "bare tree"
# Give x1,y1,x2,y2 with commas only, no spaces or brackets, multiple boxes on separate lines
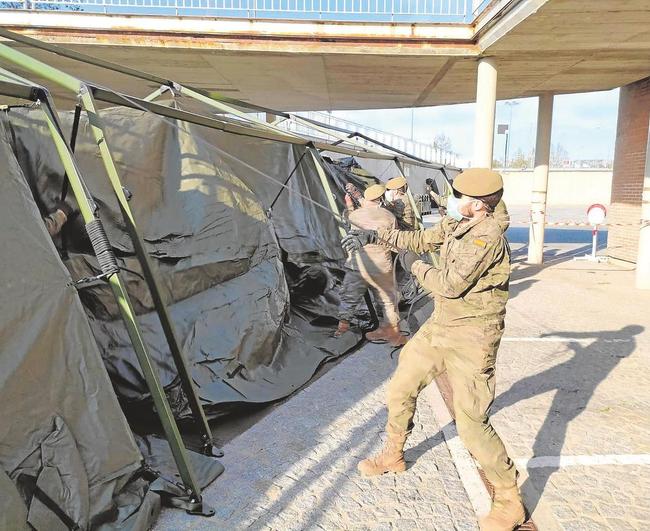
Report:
434,133,453,152
509,148,531,169
551,143,570,167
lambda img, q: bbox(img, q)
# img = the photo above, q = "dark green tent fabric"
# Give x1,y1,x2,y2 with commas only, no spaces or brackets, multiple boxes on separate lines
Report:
3,106,360,419
0,110,225,530
0,118,152,530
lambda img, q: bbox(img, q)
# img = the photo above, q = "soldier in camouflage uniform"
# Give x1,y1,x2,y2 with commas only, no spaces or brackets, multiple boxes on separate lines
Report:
341,168,525,531
336,184,406,347
385,175,417,230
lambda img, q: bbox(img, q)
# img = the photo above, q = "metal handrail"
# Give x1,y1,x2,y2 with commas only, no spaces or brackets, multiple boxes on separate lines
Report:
1,0,478,22
278,111,457,166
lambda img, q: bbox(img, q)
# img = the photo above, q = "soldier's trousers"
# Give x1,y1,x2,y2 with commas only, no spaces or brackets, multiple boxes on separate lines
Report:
338,268,400,326
385,320,518,489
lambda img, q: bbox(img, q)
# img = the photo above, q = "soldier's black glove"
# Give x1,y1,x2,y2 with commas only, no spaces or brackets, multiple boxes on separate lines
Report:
341,229,377,253
400,250,421,272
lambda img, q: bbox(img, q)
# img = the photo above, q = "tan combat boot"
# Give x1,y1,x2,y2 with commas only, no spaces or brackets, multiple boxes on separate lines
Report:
357,432,407,476
365,325,407,347
479,486,526,531
334,320,350,337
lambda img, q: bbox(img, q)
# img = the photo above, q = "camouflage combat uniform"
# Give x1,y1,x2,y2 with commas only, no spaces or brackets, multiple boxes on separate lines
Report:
388,192,417,230
339,203,399,326
376,207,517,489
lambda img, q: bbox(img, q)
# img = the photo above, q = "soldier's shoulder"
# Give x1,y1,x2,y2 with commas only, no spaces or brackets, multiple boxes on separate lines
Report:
468,216,505,242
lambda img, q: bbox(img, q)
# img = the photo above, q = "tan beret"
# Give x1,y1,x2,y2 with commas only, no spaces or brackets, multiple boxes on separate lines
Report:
364,183,386,201
386,176,408,190
452,168,503,197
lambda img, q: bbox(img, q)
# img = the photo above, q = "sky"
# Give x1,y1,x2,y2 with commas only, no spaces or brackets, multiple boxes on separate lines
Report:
331,89,620,166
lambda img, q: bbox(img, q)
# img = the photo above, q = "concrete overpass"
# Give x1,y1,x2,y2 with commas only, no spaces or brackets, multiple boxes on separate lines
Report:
1,0,649,286
2,0,650,110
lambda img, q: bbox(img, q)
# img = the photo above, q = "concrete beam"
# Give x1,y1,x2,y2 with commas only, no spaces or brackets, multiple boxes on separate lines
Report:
414,58,458,106
3,1,650,110
477,0,550,52
1,11,475,56
527,93,554,265
473,57,497,168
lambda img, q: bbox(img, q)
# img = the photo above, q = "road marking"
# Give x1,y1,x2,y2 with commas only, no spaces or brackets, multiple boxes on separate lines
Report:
514,454,650,469
423,383,492,518
502,337,631,343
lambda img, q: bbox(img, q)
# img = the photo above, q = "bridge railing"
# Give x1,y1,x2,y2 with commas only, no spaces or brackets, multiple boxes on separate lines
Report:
277,111,457,166
1,0,476,22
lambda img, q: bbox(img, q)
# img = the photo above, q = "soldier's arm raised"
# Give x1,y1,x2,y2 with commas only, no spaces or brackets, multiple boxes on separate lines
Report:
410,237,504,298
377,217,452,253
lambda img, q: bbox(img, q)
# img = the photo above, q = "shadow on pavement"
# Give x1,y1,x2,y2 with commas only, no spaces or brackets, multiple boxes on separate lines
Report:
508,245,591,300
504,225,608,301
492,325,643,515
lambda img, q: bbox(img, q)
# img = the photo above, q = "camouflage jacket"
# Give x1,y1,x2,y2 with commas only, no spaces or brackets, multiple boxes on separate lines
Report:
377,210,511,327
346,203,397,275
387,192,417,230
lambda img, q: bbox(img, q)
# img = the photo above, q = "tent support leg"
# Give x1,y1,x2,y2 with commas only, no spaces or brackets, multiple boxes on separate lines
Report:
0,47,218,460
309,147,379,329
0,44,218,450
77,85,220,458
38,98,213,515
395,159,440,268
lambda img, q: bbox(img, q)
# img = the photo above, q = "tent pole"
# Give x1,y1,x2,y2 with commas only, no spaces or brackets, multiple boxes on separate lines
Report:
395,159,440,268
143,85,173,102
36,97,212,514
0,44,218,458
77,85,220,457
309,147,380,329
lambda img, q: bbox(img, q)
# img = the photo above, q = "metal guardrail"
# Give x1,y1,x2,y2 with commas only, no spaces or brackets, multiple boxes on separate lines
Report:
278,111,457,165
1,0,475,22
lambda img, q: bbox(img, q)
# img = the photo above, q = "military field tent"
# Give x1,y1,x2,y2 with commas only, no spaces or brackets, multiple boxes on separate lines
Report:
320,151,454,198
0,29,460,531
2,104,361,421
1,115,161,531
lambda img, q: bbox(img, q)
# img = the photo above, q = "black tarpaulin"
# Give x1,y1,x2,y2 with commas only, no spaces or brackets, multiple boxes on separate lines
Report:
0,117,153,530
3,105,360,419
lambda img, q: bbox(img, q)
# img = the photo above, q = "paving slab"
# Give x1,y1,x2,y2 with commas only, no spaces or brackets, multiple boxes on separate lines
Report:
155,342,479,531
156,239,650,531
492,243,650,530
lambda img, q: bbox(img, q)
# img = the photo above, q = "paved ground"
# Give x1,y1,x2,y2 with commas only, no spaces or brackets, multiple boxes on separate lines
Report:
495,241,650,530
156,342,479,530
156,232,650,531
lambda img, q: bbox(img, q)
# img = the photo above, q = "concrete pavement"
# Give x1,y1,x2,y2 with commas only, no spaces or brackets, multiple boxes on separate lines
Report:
156,341,478,530
491,242,650,530
156,239,650,530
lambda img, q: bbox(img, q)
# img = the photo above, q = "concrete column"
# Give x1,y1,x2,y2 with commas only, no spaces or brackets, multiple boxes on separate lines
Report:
527,94,554,265
473,57,498,168
265,113,275,124
636,121,650,289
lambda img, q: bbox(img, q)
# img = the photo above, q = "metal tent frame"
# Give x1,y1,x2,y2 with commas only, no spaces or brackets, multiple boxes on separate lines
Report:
0,71,214,516
0,30,461,505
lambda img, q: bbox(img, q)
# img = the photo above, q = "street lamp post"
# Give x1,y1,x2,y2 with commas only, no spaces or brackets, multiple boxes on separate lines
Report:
504,100,519,167
497,123,508,168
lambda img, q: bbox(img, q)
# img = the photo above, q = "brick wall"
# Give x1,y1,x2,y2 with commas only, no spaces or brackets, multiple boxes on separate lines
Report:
607,77,650,263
